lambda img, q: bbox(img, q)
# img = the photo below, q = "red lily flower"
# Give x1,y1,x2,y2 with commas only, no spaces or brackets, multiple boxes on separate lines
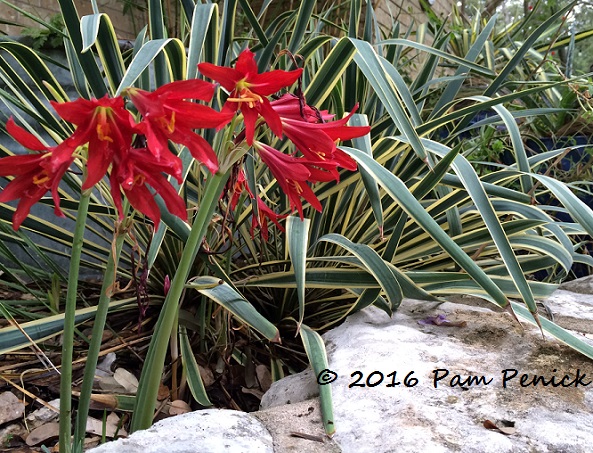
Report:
50,95,136,190
254,141,329,218
251,196,287,241
271,94,370,173
224,167,286,240
198,49,303,145
125,79,233,175
109,148,188,227
0,118,73,230
227,167,252,211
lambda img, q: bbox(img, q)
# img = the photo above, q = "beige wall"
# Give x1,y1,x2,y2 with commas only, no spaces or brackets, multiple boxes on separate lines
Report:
0,0,144,40
375,0,450,31
0,1,452,43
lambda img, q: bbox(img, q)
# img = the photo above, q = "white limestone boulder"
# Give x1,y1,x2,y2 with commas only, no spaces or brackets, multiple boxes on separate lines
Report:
87,409,273,453
261,294,593,452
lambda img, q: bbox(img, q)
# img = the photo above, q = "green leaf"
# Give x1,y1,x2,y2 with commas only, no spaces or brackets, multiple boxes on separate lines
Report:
187,276,280,342
80,13,125,92
287,0,316,55
511,302,593,361
180,326,213,407
318,234,403,310
299,324,335,437
187,3,219,80
286,216,311,332
339,146,512,310
0,299,133,355
116,39,187,95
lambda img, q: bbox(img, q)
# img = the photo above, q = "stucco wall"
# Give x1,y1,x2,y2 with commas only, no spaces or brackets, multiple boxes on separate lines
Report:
0,0,144,40
375,0,450,31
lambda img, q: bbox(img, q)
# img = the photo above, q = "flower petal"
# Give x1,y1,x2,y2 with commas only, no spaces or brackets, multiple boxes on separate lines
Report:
6,118,48,151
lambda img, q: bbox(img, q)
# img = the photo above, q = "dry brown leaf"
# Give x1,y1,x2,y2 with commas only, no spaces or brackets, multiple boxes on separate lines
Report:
157,383,170,401
106,412,120,426
113,368,139,394
88,394,119,410
97,376,128,393
198,365,215,387
241,387,264,399
483,419,516,435
25,422,60,446
256,364,272,392
483,419,498,430
498,426,517,435
86,416,127,438
168,400,191,415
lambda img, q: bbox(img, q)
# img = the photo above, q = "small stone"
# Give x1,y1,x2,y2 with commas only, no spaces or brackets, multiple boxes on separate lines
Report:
0,392,25,425
25,399,60,430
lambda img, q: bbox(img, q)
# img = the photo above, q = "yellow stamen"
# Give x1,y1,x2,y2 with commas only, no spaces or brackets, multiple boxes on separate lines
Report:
133,174,146,186
159,112,176,134
228,88,264,108
290,180,303,195
96,123,114,143
32,170,50,186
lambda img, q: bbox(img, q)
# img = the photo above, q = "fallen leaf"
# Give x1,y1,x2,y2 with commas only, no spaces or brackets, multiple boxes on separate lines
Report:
198,365,215,387
256,364,272,392
97,376,128,393
86,416,127,438
168,400,191,415
106,412,120,426
418,314,467,327
242,387,264,399
25,422,60,446
158,383,170,401
113,368,139,394
483,419,517,435
0,392,25,425
483,420,498,430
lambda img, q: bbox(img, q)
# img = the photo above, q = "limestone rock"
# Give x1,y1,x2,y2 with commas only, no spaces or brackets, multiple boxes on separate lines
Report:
86,409,273,453
253,399,341,453
0,392,25,425
560,274,593,295
261,297,593,453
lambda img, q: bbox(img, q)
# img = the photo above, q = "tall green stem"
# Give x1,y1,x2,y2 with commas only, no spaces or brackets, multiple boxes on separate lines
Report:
59,191,91,453
131,170,230,432
72,212,129,452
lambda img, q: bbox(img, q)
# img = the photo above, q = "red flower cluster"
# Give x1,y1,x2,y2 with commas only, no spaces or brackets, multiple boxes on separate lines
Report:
0,47,370,238
0,80,229,230
199,49,370,227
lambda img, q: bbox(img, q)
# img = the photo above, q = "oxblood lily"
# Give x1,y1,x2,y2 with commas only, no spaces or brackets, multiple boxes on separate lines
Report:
50,95,136,189
198,49,303,145
225,167,286,239
251,196,286,241
254,141,332,218
0,118,73,230
271,94,370,173
109,148,188,227
125,79,233,176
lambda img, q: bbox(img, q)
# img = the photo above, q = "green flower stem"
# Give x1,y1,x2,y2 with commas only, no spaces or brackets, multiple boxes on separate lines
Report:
72,208,130,453
131,170,231,432
59,191,91,453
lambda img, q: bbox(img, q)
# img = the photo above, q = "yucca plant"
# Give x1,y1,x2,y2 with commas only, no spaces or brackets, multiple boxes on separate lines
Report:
1,1,593,452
